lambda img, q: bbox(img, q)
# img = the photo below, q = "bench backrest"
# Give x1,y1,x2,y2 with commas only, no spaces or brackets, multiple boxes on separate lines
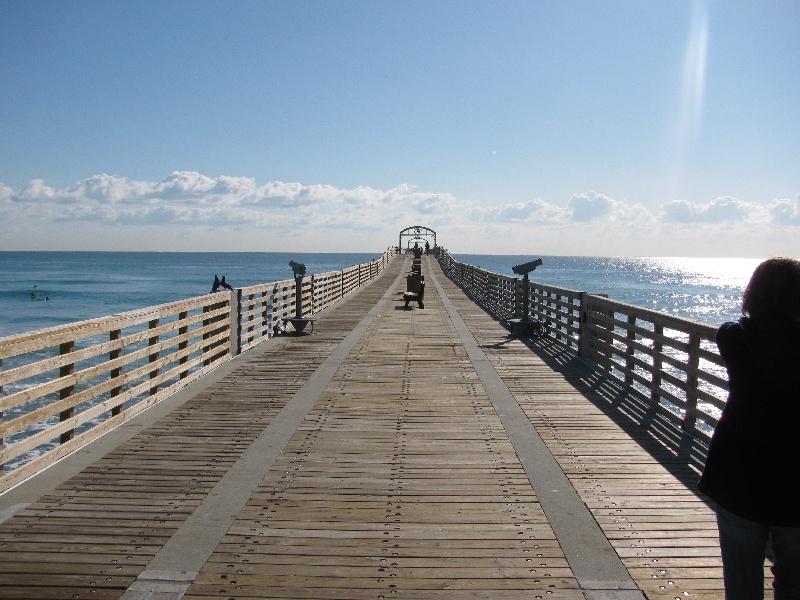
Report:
406,273,423,292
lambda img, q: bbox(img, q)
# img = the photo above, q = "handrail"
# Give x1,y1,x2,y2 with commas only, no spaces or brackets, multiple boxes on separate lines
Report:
436,247,725,444
0,248,397,492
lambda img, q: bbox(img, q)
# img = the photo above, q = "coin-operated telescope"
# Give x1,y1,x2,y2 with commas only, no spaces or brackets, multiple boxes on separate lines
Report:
512,258,542,276
507,258,545,337
283,260,315,334
289,260,307,277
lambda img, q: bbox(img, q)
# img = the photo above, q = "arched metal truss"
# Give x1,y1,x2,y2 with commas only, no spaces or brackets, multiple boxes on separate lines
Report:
398,226,436,251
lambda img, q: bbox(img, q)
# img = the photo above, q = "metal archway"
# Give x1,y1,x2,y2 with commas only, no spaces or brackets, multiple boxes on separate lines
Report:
398,226,436,252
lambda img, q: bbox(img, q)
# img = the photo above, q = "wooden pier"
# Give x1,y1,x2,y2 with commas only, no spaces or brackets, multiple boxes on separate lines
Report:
0,254,741,598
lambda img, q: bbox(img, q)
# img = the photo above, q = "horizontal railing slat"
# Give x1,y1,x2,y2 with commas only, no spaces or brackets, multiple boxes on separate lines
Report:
0,294,227,358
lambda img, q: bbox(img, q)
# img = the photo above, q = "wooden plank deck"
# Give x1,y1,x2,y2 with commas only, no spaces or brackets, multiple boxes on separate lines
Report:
0,254,734,599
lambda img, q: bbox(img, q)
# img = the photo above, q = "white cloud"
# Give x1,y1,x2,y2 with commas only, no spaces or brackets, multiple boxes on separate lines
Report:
18,179,58,203
768,194,800,226
2,172,798,256
474,198,563,223
1,172,463,232
414,193,454,215
0,183,13,203
73,174,151,203
153,171,219,198
661,196,763,223
567,192,616,222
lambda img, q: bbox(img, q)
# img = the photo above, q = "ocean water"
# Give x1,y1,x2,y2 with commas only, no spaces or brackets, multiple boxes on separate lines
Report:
0,252,761,339
0,251,380,339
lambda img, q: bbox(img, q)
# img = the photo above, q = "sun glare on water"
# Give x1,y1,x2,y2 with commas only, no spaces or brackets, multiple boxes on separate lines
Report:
655,257,762,289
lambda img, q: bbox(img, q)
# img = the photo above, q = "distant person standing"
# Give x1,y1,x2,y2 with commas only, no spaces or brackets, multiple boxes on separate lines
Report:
699,257,800,599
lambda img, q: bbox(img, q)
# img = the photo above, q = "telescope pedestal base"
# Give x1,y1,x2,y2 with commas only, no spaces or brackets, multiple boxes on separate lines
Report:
506,318,545,338
282,317,316,335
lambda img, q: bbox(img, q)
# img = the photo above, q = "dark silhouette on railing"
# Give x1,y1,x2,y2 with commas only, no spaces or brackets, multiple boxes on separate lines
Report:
211,275,234,293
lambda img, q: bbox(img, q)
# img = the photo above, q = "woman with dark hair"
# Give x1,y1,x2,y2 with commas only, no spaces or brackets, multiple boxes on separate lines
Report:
699,257,800,599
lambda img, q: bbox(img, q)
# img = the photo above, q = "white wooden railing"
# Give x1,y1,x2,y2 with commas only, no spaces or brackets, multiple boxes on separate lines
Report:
437,248,726,443
0,249,396,492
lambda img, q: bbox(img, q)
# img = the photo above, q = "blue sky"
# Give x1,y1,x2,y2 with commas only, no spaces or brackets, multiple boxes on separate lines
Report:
1,0,798,256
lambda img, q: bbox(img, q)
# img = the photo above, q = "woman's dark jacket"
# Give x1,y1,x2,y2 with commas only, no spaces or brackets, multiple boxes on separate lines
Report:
698,317,800,526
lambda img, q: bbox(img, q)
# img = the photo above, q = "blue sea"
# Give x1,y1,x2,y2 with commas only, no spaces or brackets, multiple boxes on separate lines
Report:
0,251,761,339
0,252,381,339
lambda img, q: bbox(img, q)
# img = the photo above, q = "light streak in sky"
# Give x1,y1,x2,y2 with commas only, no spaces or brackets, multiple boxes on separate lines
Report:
669,0,709,198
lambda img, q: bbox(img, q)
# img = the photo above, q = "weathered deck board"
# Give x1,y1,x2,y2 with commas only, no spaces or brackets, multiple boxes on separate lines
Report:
0,264,397,599
0,254,754,599
179,260,578,599
434,264,732,598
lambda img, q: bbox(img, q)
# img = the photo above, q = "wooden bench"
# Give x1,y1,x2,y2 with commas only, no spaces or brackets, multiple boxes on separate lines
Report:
403,280,425,309
406,273,423,293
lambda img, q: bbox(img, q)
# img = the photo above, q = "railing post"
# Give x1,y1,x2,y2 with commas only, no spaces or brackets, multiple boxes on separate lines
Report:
651,324,663,406
59,341,75,444
566,296,578,348
509,278,517,318
203,297,227,364
261,291,268,324
244,292,255,347
682,333,701,433
624,315,636,387
148,319,160,395
510,278,519,318
266,288,275,338
546,291,555,329
230,288,241,356
579,293,590,361
580,294,611,368
1,357,4,471
311,275,316,315
178,311,189,380
203,304,211,366
110,329,123,416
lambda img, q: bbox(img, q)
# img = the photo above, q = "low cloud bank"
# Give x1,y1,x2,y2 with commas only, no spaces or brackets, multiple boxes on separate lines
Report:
1,171,798,255
1,172,456,228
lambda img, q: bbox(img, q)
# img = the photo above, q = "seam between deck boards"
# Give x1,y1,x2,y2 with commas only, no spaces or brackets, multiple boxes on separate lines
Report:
426,256,644,598
121,256,410,600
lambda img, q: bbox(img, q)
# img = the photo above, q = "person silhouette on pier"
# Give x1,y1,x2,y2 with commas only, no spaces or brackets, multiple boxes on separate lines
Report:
699,257,800,599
